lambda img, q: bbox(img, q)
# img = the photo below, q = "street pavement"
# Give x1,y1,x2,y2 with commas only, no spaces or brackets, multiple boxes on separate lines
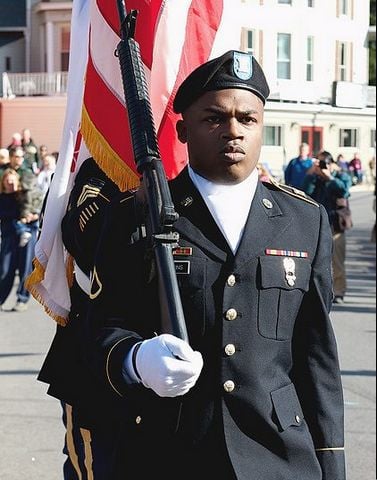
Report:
0,188,375,480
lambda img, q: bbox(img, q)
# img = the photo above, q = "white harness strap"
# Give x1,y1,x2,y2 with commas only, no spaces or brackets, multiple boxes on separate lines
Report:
74,262,92,296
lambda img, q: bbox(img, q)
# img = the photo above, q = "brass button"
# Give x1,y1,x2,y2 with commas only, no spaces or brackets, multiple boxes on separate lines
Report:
295,415,301,424
263,198,273,209
225,309,238,321
135,416,142,425
225,344,236,356
223,380,235,393
227,275,236,287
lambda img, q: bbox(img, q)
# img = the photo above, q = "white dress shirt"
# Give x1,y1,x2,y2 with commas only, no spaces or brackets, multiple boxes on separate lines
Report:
188,166,258,254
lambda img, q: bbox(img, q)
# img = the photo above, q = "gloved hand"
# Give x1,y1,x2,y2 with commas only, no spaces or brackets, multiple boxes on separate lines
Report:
128,334,203,398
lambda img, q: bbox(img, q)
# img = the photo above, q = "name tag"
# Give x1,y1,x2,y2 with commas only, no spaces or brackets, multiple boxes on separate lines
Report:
174,261,191,275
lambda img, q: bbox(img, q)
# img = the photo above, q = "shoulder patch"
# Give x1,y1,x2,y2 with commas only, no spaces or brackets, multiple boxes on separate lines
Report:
77,178,107,207
268,177,320,207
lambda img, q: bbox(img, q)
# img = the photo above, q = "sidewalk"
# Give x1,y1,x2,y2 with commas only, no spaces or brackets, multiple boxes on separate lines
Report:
0,192,375,480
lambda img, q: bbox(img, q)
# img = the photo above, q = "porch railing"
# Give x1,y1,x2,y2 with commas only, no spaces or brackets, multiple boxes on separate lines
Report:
2,72,68,98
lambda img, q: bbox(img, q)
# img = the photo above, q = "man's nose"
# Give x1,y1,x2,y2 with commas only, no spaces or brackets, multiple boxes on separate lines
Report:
222,118,243,139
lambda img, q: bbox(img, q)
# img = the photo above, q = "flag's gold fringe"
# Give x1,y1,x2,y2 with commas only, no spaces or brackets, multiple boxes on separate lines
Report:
66,253,75,288
81,106,140,192
26,258,68,326
25,257,45,290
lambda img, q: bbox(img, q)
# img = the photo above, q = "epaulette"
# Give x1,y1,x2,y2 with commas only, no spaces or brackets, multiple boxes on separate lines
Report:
268,177,320,207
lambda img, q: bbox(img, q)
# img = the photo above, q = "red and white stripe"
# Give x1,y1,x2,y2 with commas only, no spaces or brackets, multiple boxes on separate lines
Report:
84,0,224,183
28,0,235,323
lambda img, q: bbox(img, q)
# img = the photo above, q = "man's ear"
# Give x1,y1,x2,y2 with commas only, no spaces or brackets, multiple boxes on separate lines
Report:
176,120,187,144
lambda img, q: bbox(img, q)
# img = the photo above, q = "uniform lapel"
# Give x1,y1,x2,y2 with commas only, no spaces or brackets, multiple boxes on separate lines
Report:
234,182,293,267
170,168,231,263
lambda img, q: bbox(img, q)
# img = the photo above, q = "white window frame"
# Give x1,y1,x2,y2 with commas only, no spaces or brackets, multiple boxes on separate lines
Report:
263,126,283,146
277,33,292,80
306,36,314,81
339,128,359,148
336,41,352,82
340,0,349,15
371,129,376,148
241,28,262,63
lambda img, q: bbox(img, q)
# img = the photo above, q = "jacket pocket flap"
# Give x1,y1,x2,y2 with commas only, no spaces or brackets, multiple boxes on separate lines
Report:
259,256,311,292
271,383,304,431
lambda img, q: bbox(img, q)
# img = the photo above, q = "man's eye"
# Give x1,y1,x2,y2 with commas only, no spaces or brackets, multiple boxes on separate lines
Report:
241,116,257,124
205,116,222,124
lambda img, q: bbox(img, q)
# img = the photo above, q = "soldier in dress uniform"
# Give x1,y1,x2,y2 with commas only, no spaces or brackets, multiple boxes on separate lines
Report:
40,51,346,480
38,158,127,478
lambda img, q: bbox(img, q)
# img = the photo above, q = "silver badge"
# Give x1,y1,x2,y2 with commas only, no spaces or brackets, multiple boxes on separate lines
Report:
263,198,273,209
181,196,194,208
283,258,296,287
233,52,253,81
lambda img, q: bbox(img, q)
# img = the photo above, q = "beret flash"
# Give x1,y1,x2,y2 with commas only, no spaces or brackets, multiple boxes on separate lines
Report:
173,50,270,114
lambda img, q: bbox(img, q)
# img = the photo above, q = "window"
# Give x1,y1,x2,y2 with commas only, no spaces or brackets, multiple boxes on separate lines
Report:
60,25,71,72
307,0,314,6
337,0,354,17
336,41,352,82
277,33,291,79
241,28,262,62
339,43,347,81
242,29,255,55
5,57,11,71
371,129,376,148
340,0,348,15
306,36,314,81
264,126,282,146
339,129,358,148
278,0,292,4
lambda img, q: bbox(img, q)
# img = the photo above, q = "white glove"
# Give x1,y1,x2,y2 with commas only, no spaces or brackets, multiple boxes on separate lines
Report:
126,334,203,398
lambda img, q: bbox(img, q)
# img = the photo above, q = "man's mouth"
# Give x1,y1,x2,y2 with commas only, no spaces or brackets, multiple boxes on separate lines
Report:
220,145,245,163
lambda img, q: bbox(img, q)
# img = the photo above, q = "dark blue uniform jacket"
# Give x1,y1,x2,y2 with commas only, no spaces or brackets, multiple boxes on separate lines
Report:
39,160,346,480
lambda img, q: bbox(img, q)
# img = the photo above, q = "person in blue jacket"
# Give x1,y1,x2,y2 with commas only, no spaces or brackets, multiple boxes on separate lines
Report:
284,143,313,189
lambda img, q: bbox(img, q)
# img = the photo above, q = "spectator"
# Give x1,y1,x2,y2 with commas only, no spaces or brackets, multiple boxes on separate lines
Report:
336,154,349,173
284,142,313,189
7,132,22,150
21,128,40,174
303,151,352,304
257,162,271,182
13,171,43,312
0,169,29,311
0,148,10,172
38,145,48,170
8,147,29,180
37,154,56,195
348,152,363,185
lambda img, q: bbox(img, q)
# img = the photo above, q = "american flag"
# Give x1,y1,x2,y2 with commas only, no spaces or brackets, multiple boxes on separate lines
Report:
27,0,237,324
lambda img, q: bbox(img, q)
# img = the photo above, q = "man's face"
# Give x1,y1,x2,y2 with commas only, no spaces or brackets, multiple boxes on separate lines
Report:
300,145,310,158
176,88,264,185
10,149,24,169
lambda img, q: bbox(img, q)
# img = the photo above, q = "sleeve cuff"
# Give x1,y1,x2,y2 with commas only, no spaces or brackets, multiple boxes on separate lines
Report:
105,335,142,397
122,342,142,384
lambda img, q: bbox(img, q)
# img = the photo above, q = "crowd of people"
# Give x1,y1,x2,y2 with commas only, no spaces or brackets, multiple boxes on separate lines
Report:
283,143,376,305
285,143,372,190
0,128,56,312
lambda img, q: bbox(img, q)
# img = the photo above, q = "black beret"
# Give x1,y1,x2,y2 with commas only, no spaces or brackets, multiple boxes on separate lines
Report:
173,50,270,114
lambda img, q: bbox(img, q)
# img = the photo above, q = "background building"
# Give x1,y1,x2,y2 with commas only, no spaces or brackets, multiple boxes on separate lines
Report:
0,0,375,179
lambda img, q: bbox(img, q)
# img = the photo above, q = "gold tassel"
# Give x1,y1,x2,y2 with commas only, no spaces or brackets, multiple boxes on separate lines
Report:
66,253,75,289
25,258,69,326
25,257,45,290
81,106,140,192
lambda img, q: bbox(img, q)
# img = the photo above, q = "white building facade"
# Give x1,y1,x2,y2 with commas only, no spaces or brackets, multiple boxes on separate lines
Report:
212,0,375,178
1,0,375,178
